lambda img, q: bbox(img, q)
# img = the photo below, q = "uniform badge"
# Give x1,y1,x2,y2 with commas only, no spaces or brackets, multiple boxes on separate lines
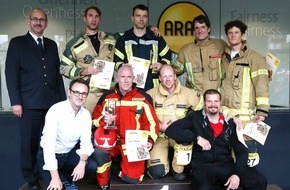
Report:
83,54,93,64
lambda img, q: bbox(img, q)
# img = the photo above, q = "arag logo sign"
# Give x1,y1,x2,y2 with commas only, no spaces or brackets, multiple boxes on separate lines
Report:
158,2,207,53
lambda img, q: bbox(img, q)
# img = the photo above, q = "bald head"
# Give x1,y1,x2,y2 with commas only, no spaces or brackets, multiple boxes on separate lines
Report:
159,65,177,94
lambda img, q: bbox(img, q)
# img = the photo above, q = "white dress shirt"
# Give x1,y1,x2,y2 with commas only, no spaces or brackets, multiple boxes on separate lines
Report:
40,100,94,170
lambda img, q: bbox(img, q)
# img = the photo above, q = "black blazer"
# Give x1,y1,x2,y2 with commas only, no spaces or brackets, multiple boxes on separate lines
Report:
5,32,66,109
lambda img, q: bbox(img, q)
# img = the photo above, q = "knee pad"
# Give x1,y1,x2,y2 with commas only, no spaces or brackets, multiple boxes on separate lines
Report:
147,164,166,179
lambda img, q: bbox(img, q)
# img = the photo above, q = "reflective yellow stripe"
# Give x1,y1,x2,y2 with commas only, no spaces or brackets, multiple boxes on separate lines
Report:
161,58,171,65
115,62,123,70
120,100,158,141
152,44,158,74
256,97,269,106
155,108,187,118
227,108,255,115
121,144,127,155
153,79,159,87
61,56,75,66
241,67,251,109
159,45,170,57
115,48,125,60
125,44,133,61
195,96,204,111
104,39,116,45
251,69,268,78
152,44,158,63
69,67,79,77
173,60,185,72
74,41,89,54
97,161,112,173
185,62,196,90
217,58,223,91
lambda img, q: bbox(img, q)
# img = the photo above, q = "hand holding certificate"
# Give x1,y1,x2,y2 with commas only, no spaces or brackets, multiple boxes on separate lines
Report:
125,130,150,162
236,121,271,147
89,59,115,90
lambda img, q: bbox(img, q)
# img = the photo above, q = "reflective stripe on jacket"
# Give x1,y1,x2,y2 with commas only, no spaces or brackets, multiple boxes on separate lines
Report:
173,38,227,94
60,30,115,92
221,41,269,120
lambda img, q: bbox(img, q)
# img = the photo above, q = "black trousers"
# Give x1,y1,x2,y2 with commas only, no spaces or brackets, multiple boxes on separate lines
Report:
191,161,267,190
37,146,98,187
19,109,48,183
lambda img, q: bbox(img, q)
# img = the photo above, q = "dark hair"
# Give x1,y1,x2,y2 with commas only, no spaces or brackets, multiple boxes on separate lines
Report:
84,6,102,17
69,78,89,91
203,89,221,101
132,4,148,16
193,14,211,28
224,20,248,35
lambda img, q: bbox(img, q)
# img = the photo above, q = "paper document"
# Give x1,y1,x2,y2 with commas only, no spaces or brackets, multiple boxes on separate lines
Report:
125,130,150,162
237,121,271,147
89,59,115,90
266,52,280,81
128,57,150,89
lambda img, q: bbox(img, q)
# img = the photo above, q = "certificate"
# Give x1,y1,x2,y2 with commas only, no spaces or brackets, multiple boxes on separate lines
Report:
128,57,150,89
237,121,271,147
125,130,150,162
89,59,115,90
266,52,280,81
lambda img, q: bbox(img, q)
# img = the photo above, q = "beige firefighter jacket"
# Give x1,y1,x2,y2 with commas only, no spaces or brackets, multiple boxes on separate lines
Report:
147,79,201,136
60,30,115,92
173,38,227,95
221,41,269,121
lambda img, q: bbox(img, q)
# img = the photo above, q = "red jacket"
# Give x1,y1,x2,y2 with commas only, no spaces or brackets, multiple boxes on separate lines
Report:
92,83,159,145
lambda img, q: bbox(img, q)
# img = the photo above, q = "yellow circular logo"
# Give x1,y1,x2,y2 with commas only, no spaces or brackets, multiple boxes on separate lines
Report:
158,2,207,53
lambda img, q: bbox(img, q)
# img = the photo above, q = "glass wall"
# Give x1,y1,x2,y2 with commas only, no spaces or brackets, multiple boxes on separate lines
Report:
0,0,289,110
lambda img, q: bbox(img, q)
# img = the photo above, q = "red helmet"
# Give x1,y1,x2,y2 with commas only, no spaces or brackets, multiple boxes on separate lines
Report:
94,127,117,150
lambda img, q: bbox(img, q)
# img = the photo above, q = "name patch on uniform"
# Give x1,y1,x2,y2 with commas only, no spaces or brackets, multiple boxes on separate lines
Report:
155,103,163,108
176,104,186,108
236,63,249,67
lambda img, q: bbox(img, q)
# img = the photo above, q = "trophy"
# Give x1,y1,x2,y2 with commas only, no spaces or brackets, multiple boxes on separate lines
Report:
105,99,117,130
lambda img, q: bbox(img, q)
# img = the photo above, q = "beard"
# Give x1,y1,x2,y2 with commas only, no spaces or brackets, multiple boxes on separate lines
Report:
207,107,219,115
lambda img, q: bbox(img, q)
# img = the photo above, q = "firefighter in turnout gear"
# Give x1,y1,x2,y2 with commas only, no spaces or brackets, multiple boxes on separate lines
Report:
221,20,270,167
91,65,159,190
60,6,115,113
146,65,201,181
114,4,171,91
172,14,227,108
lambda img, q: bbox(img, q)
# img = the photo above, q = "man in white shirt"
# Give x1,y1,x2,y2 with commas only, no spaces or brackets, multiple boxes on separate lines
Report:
37,78,94,190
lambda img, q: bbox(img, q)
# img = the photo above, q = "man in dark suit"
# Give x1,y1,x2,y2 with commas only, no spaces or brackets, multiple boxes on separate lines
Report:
5,8,66,190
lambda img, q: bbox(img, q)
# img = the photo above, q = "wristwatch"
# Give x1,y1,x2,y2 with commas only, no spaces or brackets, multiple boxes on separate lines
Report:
80,158,88,164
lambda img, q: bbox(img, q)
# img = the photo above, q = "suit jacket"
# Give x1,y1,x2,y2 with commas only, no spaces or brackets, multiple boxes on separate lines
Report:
5,32,66,109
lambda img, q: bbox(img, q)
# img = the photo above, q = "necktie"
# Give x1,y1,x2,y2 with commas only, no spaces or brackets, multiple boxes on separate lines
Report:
37,38,44,52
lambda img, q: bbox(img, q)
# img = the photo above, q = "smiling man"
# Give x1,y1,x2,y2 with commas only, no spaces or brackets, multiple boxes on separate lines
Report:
172,14,227,98
5,8,66,190
37,79,94,190
91,64,159,190
221,20,270,167
165,89,267,190
114,4,171,91
146,65,200,181
60,6,116,113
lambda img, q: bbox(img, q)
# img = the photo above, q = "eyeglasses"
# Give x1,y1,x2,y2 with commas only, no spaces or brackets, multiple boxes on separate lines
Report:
30,17,47,23
70,89,88,98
